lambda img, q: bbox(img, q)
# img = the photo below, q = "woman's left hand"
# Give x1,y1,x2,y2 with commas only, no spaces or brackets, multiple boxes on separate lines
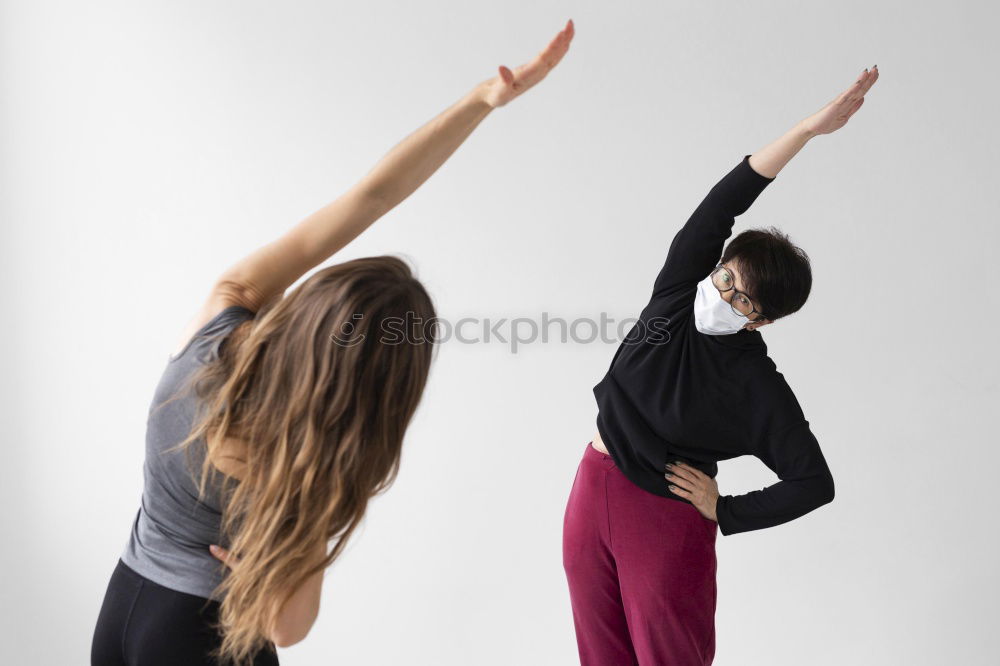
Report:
209,544,237,569
801,65,879,136
477,19,575,109
665,462,719,522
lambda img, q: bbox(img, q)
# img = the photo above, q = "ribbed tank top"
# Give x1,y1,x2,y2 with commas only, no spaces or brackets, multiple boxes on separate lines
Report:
119,305,255,600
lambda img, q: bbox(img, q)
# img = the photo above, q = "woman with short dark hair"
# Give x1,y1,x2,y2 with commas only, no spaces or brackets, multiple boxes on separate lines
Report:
562,64,879,665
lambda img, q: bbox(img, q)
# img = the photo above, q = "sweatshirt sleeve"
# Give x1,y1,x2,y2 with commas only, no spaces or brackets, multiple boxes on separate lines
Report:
714,420,836,536
651,154,776,298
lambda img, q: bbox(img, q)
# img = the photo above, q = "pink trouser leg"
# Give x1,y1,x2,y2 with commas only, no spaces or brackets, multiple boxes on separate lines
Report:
563,443,638,665
563,442,718,666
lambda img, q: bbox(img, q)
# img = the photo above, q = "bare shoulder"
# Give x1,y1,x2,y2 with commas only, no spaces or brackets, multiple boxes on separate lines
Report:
171,288,253,359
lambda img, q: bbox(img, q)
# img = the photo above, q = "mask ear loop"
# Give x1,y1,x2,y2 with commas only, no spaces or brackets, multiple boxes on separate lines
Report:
746,311,768,331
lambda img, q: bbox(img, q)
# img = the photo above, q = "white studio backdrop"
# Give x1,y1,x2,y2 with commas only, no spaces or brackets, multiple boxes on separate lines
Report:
2,1,998,664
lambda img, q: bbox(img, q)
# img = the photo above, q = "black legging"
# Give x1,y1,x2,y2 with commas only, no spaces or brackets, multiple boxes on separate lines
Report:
91,558,281,665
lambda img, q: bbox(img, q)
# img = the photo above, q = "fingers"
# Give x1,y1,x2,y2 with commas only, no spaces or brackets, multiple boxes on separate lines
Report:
665,469,693,497
665,473,692,493
665,461,702,494
545,19,575,60
861,64,879,94
513,19,575,82
666,461,702,482
837,74,865,106
843,65,879,104
665,462,718,516
209,544,234,567
667,482,691,498
551,19,575,62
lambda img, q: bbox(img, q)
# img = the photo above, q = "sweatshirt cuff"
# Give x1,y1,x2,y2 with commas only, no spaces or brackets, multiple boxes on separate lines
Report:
742,153,776,183
715,494,733,536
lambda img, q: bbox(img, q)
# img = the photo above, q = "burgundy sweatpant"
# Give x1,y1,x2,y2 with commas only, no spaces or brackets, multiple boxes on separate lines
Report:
562,441,718,665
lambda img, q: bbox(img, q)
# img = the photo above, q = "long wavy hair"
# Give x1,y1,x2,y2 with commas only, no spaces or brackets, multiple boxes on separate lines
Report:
160,255,437,665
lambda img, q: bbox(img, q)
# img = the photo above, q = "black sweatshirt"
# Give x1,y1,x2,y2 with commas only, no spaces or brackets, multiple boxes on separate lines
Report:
593,154,835,536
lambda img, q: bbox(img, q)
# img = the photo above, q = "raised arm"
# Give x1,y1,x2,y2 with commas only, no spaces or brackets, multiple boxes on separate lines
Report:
212,19,576,313
749,64,879,178
650,153,776,297
650,65,879,299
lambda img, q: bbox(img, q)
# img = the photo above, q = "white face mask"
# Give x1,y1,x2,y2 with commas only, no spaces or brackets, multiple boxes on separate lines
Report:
694,274,748,335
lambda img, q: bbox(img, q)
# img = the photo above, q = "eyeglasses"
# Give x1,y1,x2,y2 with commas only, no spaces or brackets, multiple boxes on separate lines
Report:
710,264,767,321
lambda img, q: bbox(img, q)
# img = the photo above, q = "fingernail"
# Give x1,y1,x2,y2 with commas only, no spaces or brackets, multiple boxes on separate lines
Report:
665,463,672,469
209,545,219,553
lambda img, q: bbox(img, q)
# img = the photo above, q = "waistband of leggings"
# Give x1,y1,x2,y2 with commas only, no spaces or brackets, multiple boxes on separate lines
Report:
584,440,613,463
116,557,144,581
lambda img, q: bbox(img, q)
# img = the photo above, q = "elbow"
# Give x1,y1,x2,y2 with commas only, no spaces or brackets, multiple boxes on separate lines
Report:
269,557,326,649
818,473,835,505
353,183,393,219
271,625,311,649
269,608,319,649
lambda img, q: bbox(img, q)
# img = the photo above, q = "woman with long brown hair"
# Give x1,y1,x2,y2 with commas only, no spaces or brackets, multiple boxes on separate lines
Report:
91,20,575,666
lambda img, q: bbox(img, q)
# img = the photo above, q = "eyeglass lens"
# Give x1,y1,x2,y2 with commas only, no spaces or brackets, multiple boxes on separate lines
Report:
711,267,756,317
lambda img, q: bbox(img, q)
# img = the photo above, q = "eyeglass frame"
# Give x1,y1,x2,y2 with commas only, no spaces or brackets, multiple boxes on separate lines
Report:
710,263,768,322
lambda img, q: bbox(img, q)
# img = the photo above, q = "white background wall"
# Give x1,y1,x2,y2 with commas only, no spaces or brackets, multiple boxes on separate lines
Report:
2,1,998,664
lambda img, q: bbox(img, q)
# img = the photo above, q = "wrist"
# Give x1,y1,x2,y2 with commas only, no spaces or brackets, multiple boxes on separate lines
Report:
468,76,503,117
795,119,819,140
470,79,499,113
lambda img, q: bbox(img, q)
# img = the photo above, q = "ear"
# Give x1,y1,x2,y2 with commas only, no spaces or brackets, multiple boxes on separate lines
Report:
746,319,772,331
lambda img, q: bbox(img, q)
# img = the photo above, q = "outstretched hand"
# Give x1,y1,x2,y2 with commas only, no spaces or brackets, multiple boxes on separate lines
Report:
802,65,880,136
478,19,575,109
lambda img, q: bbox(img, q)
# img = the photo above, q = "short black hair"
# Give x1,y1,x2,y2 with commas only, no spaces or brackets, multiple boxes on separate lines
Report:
720,226,811,321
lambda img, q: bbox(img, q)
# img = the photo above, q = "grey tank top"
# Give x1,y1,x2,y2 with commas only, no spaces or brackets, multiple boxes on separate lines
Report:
119,305,256,600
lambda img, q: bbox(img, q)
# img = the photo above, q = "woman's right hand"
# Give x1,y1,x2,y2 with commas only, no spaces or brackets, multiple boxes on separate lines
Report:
800,65,880,136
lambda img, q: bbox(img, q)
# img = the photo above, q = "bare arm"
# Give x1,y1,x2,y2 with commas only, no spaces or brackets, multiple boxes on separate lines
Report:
213,89,492,313
209,538,327,649
267,539,328,648
212,19,575,313
748,64,879,179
